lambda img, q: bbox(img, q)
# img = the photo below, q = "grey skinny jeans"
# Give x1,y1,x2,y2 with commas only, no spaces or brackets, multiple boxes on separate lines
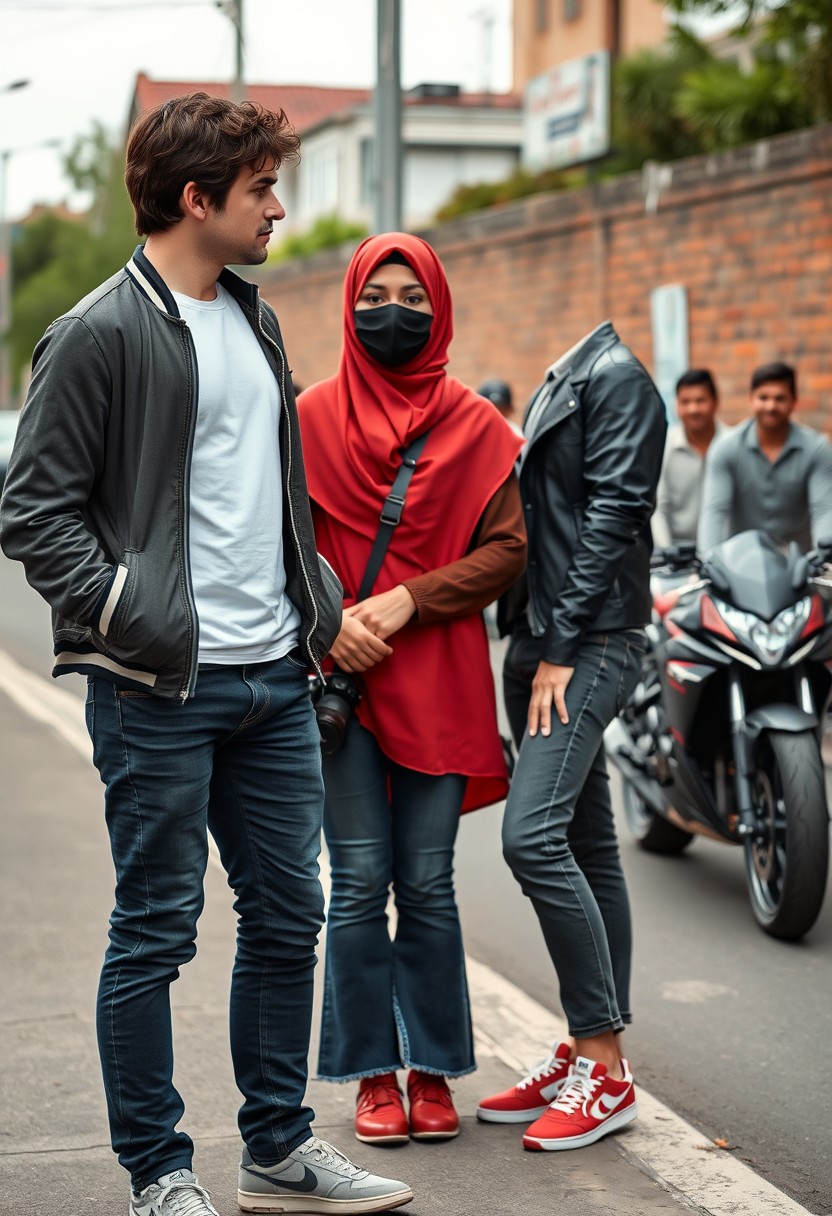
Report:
502,626,645,1037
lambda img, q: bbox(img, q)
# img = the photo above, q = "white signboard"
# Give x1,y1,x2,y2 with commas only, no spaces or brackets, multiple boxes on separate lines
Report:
523,51,610,171
650,284,689,419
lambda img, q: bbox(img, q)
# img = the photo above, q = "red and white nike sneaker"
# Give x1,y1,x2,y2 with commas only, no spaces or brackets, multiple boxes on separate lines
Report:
522,1055,637,1151
477,1042,573,1123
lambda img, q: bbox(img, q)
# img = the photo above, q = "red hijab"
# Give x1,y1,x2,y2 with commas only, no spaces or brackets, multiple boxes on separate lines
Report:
299,233,522,811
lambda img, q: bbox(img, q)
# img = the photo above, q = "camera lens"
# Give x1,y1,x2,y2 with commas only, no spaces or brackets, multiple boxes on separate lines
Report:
315,694,352,755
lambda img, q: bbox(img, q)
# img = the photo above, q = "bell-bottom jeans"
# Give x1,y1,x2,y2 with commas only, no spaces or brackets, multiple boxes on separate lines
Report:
502,627,645,1038
318,720,475,1081
86,655,324,1191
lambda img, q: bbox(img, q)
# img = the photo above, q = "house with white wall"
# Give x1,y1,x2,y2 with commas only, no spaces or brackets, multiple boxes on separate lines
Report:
128,75,523,233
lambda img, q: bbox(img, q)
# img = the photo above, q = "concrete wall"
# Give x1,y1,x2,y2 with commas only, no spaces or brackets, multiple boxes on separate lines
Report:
258,124,832,430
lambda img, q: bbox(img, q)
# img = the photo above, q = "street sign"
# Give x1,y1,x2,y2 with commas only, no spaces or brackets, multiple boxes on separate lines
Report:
522,50,610,171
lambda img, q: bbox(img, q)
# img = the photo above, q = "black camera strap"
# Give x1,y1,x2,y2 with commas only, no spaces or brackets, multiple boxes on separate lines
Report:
356,429,431,603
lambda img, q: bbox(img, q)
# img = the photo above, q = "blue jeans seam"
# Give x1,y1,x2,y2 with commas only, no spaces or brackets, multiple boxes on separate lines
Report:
569,1014,625,1037
541,636,608,856
404,1060,478,1079
540,637,620,1030
556,858,619,1033
226,670,272,741
391,978,410,1067
109,687,154,1154
225,760,288,1161
133,1157,194,1194
317,1064,405,1084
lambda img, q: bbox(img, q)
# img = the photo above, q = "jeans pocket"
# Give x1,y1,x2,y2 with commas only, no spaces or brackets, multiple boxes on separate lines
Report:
84,678,95,738
282,648,310,674
615,639,645,714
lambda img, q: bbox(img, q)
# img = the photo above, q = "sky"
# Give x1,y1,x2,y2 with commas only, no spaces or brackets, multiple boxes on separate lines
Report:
0,0,513,220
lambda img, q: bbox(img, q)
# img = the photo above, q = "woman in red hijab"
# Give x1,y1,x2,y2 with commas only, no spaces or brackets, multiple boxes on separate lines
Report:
298,233,525,1144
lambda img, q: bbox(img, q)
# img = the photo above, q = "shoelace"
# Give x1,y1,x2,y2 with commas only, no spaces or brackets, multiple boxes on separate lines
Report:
409,1076,454,1108
151,1179,217,1216
359,1079,402,1112
552,1071,600,1115
517,1050,566,1091
298,1136,365,1179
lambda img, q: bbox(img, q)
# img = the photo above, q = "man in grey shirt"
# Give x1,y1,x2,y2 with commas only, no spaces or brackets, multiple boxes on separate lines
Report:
653,368,724,548
698,361,832,554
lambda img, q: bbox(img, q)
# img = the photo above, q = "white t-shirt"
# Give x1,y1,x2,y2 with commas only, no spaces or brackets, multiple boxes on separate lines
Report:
173,284,300,664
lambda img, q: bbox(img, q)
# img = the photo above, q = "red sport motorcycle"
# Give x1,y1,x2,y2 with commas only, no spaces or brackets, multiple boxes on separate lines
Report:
605,530,832,940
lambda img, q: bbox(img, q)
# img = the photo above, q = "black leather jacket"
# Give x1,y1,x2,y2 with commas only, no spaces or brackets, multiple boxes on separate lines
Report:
0,246,342,699
503,322,666,666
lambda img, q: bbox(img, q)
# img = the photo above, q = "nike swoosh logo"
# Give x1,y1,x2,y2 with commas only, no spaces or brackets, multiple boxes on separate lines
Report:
540,1080,565,1102
241,1164,319,1193
590,1090,629,1120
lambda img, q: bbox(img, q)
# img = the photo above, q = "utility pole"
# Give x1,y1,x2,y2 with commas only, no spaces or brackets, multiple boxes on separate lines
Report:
373,0,403,234
217,0,244,102
0,148,12,411
472,6,496,96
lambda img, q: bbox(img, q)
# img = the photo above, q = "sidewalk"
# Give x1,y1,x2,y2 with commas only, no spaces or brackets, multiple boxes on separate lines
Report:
0,675,811,1216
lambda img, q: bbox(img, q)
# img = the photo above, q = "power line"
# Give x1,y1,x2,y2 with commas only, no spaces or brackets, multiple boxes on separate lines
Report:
0,1,211,9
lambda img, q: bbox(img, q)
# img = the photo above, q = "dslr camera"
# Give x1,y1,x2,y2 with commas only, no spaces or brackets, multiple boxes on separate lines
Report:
309,670,362,756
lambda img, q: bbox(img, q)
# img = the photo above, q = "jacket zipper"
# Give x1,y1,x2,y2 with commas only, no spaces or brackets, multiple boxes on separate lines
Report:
177,321,200,702
254,305,323,680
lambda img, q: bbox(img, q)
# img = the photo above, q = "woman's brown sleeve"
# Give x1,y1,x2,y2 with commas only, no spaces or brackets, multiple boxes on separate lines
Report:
402,473,527,623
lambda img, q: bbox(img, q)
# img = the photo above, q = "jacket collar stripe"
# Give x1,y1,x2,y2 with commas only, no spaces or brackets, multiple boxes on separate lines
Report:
126,257,175,317
124,247,261,319
53,650,158,687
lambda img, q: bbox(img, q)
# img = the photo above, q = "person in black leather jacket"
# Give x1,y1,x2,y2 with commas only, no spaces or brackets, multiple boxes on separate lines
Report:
479,322,666,1151
0,94,412,1216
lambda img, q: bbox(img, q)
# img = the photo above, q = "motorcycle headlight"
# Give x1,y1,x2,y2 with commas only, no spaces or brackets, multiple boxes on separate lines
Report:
715,596,811,666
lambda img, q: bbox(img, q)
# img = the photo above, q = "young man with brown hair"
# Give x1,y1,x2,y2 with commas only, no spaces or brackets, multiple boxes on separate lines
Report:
0,94,412,1216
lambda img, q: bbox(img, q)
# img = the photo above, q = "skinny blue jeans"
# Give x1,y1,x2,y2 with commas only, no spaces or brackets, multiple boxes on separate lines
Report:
318,720,474,1080
86,656,324,1191
502,628,645,1038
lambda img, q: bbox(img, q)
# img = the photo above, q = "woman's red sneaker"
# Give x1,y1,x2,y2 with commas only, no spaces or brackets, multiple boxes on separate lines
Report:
354,1073,409,1144
407,1071,460,1140
522,1056,637,1151
477,1041,572,1123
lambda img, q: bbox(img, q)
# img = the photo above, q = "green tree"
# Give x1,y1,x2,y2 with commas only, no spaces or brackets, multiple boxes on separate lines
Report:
269,213,368,263
608,27,713,171
669,0,832,122
10,126,137,389
675,54,811,149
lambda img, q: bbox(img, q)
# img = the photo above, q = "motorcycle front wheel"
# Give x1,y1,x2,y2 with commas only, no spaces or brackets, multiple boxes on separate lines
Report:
622,779,694,854
744,729,829,940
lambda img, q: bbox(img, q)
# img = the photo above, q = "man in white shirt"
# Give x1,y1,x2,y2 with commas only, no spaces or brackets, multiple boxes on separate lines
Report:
652,369,723,549
0,93,411,1216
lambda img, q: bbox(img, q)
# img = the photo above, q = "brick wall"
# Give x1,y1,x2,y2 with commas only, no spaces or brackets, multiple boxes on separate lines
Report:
258,124,832,430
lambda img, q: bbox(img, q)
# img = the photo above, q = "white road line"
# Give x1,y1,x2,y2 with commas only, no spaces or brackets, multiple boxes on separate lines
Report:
0,649,92,761
0,648,814,1216
0,649,225,872
465,957,811,1216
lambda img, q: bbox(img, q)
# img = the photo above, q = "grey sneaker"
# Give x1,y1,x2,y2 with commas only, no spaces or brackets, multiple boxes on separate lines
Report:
237,1137,413,1213
130,1168,220,1215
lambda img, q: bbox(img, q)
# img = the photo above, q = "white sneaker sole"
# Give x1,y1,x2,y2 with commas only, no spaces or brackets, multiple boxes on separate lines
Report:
354,1131,410,1145
237,1187,414,1213
476,1104,548,1123
409,1126,459,1140
522,1102,638,1151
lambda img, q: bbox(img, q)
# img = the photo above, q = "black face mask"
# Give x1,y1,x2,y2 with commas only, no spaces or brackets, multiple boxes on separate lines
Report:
354,304,433,367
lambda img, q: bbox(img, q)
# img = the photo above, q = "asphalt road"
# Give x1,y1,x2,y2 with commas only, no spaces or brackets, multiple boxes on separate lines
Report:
1,552,831,1212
